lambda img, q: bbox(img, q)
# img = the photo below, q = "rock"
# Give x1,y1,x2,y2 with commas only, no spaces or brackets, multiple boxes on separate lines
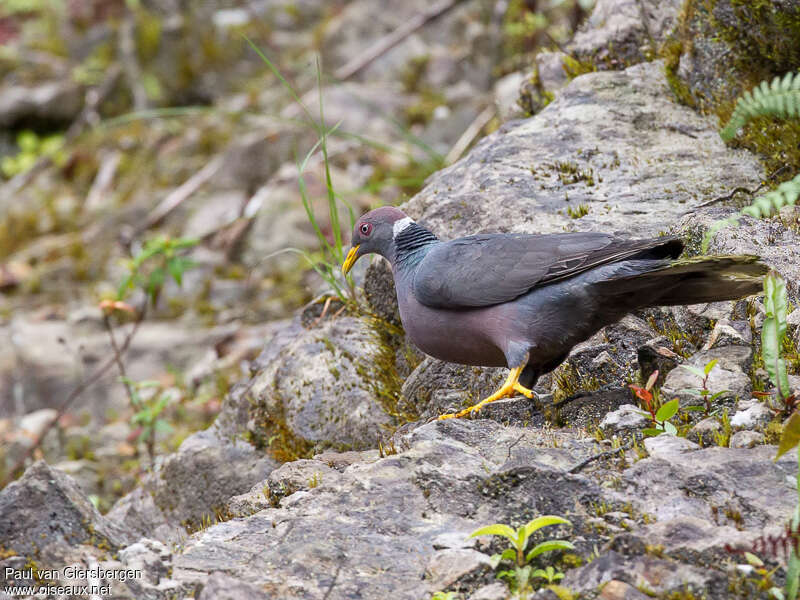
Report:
0,461,132,564
197,572,271,600
687,416,722,444
106,487,184,545
469,582,508,600
0,80,83,127
642,434,699,459
239,315,401,450
397,60,763,247
171,420,599,599
599,404,648,437
702,318,752,350
729,430,765,449
730,403,773,430
425,548,491,589
261,459,338,507
150,426,277,531
569,0,682,69
637,336,682,387
494,71,526,121
666,0,800,112
599,580,651,600
661,346,751,408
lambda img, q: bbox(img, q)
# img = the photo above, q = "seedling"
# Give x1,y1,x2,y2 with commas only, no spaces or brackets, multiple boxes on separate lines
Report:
679,359,728,416
470,515,574,599
629,370,679,436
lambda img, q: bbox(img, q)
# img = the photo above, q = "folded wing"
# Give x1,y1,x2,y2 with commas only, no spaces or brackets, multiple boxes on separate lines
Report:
412,232,683,309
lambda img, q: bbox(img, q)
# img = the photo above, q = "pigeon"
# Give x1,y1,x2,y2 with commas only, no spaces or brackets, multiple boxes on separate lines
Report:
341,206,768,420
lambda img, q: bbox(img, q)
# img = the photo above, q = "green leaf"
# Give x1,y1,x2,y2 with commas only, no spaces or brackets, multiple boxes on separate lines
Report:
763,273,791,401
679,365,706,379
526,540,575,561
147,267,165,303
489,554,503,569
776,412,800,460
523,515,572,538
683,405,706,412
469,524,517,543
703,359,719,376
655,398,679,422
663,421,678,436
642,428,663,437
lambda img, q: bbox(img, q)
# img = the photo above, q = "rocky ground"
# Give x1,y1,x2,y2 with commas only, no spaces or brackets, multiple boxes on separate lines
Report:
1,0,800,599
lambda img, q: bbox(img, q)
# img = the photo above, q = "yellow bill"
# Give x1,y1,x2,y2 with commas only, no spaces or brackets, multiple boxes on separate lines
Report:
342,245,360,275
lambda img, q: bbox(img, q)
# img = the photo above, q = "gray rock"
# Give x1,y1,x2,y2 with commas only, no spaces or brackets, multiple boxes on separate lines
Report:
197,572,270,600
599,404,648,437
106,486,184,545
241,315,399,450
661,346,751,408
150,426,277,531
729,430,765,449
730,403,773,430
687,416,723,444
398,60,763,243
425,548,490,589
171,420,598,599
0,461,133,563
569,0,682,69
643,435,699,459
469,582,508,600
0,80,83,127
702,319,752,350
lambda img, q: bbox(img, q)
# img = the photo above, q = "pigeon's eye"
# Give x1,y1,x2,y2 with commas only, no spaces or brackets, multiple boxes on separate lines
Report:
360,223,372,236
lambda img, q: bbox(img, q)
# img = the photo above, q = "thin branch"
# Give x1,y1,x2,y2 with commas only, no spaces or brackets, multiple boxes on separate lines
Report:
568,439,635,475
1,306,146,489
334,0,466,81
445,104,496,165
136,154,225,234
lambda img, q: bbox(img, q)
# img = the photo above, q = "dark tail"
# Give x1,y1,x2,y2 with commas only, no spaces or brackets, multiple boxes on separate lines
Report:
598,254,768,306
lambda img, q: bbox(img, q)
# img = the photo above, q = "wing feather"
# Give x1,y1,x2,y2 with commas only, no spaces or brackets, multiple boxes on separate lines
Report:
412,233,683,309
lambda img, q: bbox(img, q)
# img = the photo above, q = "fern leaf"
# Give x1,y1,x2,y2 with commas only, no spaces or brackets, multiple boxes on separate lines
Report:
702,174,800,252
720,72,800,141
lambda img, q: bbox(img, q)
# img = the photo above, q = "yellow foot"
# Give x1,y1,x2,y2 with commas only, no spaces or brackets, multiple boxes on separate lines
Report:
438,365,535,420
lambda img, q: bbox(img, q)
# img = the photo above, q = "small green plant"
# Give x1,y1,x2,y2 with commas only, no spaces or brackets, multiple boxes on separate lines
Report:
720,72,800,142
121,379,173,464
1,130,66,178
470,515,574,599
532,565,564,584
115,235,198,305
769,272,800,600
679,359,729,416
629,371,680,436
431,592,459,600
567,204,590,219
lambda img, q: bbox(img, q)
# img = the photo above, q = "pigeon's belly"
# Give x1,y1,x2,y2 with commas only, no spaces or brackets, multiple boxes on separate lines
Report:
397,292,508,367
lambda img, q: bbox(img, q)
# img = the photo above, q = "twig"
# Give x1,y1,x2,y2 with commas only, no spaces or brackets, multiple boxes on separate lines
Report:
102,313,138,407
444,105,496,165
136,154,225,234
506,433,525,461
1,306,146,488
85,150,122,211
696,164,790,208
568,438,635,474
334,0,465,81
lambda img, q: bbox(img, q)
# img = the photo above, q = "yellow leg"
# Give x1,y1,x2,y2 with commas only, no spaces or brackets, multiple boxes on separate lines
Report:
438,365,535,420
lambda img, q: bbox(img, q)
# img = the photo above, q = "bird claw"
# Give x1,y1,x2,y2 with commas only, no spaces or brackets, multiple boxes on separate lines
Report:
436,380,536,420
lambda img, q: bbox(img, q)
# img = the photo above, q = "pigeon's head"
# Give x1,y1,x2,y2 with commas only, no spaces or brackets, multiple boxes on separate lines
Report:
342,206,412,274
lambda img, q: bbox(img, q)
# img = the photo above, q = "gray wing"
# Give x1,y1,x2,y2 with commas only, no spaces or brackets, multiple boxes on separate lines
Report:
412,232,683,309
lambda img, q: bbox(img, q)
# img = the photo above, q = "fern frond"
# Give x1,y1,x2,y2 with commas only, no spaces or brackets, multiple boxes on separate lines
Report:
701,174,800,252
741,173,800,218
720,71,800,141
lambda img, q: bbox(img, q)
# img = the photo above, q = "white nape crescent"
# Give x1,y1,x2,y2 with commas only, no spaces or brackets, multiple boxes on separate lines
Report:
393,216,415,237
